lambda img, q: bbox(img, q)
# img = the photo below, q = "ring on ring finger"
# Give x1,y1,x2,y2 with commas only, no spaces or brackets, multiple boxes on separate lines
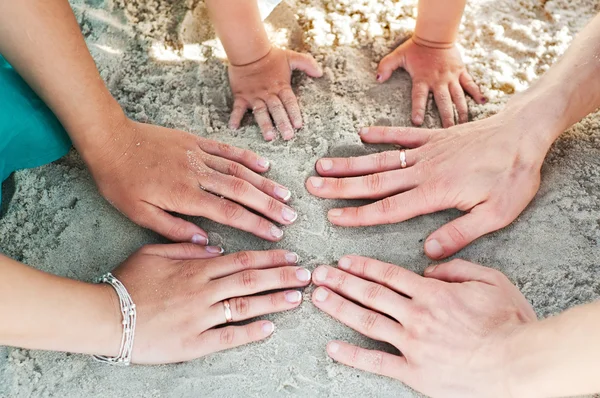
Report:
223,299,233,323
400,149,407,169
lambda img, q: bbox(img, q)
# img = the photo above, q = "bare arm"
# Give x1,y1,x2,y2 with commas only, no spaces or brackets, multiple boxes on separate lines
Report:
414,0,466,47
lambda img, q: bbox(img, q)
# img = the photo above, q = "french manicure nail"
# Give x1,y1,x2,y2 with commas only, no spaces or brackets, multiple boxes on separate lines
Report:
328,342,340,354
296,268,312,282
271,226,284,239
282,208,298,223
310,177,324,188
359,127,369,136
262,322,275,335
285,291,303,303
206,246,224,254
314,266,328,282
191,234,209,245
274,186,291,201
338,257,351,270
328,209,343,217
258,157,270,169
320,159,333,171
425,264,438,274
285,252,299,264
314,287,329,302
425,239,444,259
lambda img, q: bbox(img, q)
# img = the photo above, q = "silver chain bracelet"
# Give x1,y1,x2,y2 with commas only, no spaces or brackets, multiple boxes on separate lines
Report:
93,273,137,366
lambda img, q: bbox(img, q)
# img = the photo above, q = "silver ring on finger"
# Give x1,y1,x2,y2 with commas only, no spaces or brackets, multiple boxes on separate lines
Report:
399,149,407,169
223,299,233,323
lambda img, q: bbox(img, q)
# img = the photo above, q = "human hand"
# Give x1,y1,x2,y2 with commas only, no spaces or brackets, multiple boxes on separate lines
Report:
86,118,297,243
227,47,323,141
377,37,485,128
103,245,310,364
311,256,537,397
306,114,548,259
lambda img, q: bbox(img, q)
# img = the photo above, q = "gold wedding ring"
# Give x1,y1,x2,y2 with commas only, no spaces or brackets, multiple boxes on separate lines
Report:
223,299,233,323
399,149,407,169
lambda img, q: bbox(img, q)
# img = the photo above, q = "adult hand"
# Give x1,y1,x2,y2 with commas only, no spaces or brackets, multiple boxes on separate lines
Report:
377,37,485,127
306,114,546,259
87,118,297,243
102,245,310,364
311,256,537,397
228,47,323,141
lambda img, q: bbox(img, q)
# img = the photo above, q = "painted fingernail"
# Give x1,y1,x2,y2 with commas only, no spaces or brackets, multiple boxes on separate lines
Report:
282,207,298,223
314,287,329,302
285,252,299,264
328,342,340,354
258,157,270,169
314,266,328,282
309,177,324,188
359,127,369,136
328,209,343,218
338,257,351,270
206,246,224,254
274,186,291,201
296,268,312,282
262,322,275,335
285,291,303,303
376,74,382,81
320,159,333,171
481,97,488,103
425,239,444,258
424,264,438,274
271,226,284,239
191,234,209,245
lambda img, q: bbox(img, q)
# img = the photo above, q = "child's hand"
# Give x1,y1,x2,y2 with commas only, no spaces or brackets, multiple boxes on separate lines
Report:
227,47,323,141
377,37,485,128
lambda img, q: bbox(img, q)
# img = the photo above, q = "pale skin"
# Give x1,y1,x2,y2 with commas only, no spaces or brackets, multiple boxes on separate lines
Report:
307,12,600,260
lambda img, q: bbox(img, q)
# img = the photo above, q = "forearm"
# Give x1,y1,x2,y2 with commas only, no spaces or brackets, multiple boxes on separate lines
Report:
509,301,600,397
206,0,271,65
0,255,120,357
414,0,466,46
0,0,125,163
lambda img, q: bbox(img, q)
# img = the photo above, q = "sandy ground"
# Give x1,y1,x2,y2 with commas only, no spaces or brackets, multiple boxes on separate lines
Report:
1,0,600,396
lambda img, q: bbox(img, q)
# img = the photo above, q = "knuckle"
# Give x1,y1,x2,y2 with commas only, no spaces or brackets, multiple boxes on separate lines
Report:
334,299,347,316
381,264,400,283
279,267,290,284
239,270,258,288
365,173,383,193
344,157,355,170
219,327,235,345
221,200,244,221
361,312,380,331
166,222,188,240
233,296,250,316
350,346,361,365
226,162,243,177
231,179,250,196
364,284,384,303
373,152,388,170
446,223,468,246
234,251,255,269
375,197,396,214
218,142,232,156
266,198,279,214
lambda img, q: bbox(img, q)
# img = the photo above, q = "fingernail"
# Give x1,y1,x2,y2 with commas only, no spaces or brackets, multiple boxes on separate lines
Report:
314,287,329,302
282,207,298,223
425,264,438,274
258,157,270,169
285,252,299,264
328,209,343,217
359,127,369,136
314,266,328,282
320,159,333,171
425,239,444,258
338,257,351,270
309,177,324,188
206,246,224,254
262,322,275,335
376,74,382,81
271,226,284,239
285,291,303,303
296,268,312,282
413,116,423,125
328,342,340,354
481,97,487,103
274,186,291,201
265,130,276,141
191,234,209,245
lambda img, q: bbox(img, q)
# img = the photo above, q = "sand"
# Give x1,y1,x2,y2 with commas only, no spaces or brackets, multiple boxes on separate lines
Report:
1,0,600,396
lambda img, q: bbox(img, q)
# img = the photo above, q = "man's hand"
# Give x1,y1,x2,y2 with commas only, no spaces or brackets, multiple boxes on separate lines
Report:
377,38,485,128
228,47,323,141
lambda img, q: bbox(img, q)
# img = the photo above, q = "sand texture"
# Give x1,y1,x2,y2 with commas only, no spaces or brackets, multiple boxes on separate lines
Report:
1,0,600,396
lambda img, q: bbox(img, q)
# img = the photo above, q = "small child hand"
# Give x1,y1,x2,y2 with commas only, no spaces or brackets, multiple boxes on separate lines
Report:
228,47,323,141
377,37,485,128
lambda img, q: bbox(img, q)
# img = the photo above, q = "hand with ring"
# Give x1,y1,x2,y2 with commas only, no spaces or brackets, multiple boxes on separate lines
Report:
102,244,311,364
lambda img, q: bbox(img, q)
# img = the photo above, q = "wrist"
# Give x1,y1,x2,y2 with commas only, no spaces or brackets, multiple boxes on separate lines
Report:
411,34,455,49
85,283,123,357
229,45,273,67
504,322,545,397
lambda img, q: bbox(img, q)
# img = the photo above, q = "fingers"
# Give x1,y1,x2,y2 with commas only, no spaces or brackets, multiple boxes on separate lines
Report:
358,126,433,148
306,169,417,200
252,100,277,141
424,207,502,260
195,320,274,357
208,265,312,303
288,51,323,77
411,81,429,126
312,265,412,323
279,88,303,129
203,250,299,280
450,82,469,124
335,256,427,299
433,86,455,128
197,138,271,174
312,150,419,177
459,71,486,104
266,95,294,140
326,340,408,381
424,258,508,286
312,287,404,345
131,203,209,244
142,243,223,260
376,51,405,83
229,98,249,130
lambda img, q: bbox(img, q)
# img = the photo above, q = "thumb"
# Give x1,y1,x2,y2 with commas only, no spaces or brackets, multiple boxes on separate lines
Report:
424,207,501,260
424,259,507,286
133,203,209,245
377,52,405,83
288,51,323,77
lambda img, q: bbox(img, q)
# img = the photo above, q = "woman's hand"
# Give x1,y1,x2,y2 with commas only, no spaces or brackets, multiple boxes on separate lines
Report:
306,112,549,259
106,244,310,364
228,47,323,141
86,118,298,243
377,37,485,127
311,256,537,397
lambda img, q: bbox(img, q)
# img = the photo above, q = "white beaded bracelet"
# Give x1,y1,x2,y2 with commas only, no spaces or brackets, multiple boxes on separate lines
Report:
93,273,137,366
